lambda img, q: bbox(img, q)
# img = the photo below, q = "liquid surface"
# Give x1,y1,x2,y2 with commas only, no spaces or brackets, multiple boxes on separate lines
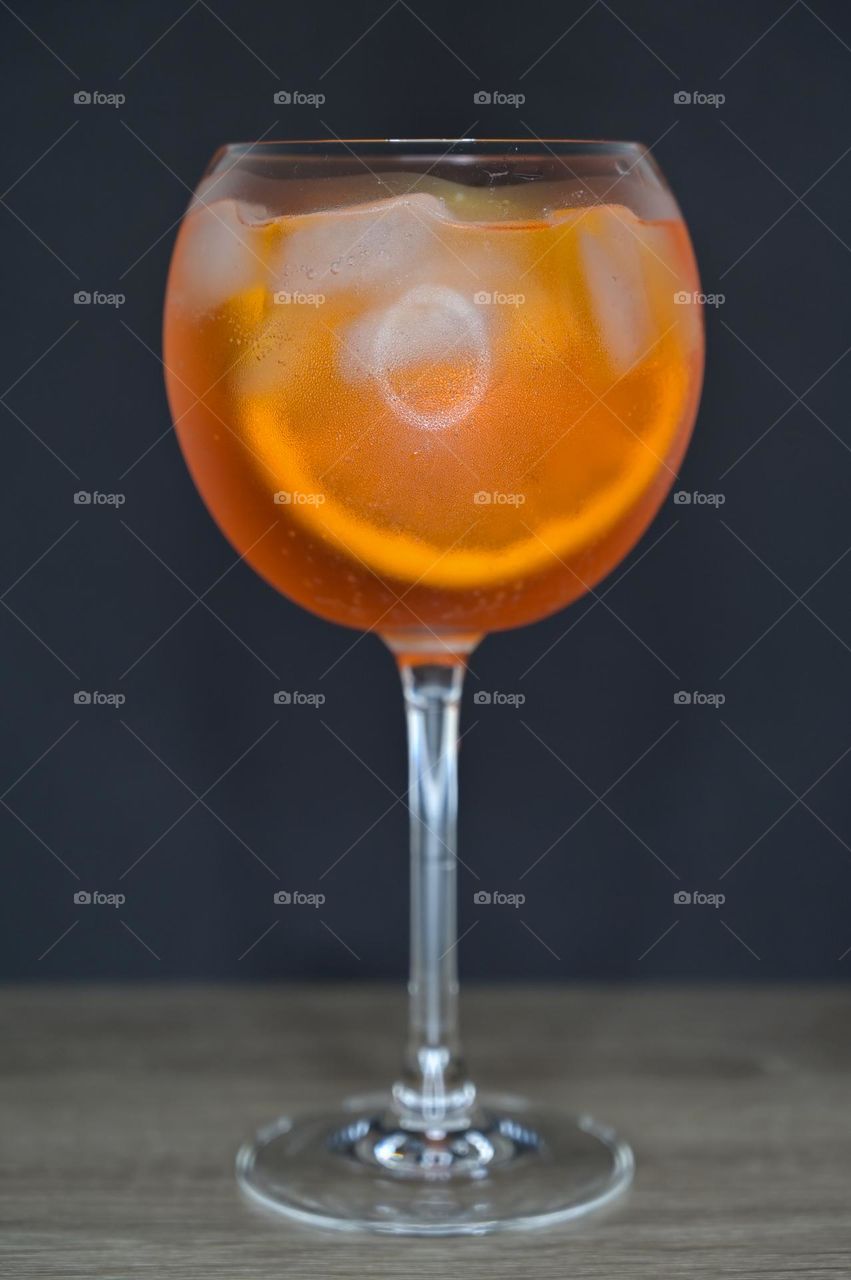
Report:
164,176,703,647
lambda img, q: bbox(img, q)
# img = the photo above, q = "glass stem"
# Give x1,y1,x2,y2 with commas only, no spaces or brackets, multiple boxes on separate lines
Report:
392,661,475,1132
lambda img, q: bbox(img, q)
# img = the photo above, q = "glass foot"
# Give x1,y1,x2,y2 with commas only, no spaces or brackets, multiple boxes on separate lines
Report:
236,1091,634,1235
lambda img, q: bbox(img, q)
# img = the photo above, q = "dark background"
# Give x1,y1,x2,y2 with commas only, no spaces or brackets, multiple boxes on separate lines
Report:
2,0,850,982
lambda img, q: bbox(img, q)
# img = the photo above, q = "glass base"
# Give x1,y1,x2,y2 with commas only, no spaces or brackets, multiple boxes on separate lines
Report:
236,1091,634,1235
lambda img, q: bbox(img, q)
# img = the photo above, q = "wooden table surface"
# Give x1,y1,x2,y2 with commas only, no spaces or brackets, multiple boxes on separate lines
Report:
1,984,849,1277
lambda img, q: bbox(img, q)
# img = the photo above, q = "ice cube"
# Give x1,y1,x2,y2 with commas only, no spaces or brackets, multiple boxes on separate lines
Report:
339,284,491,430
174,198,270,311
275,193,446,295
578,211,654,376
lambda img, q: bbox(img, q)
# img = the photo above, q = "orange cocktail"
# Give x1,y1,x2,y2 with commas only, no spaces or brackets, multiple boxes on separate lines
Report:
165,141,705,1234
164,170,702,650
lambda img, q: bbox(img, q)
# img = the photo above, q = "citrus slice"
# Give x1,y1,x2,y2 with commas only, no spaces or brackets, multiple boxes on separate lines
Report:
242,394,676,590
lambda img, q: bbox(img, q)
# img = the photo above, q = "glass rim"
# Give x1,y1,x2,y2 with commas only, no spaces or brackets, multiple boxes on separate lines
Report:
214,137,648,160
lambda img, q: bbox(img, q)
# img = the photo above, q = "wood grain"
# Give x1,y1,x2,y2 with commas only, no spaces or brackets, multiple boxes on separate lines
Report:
1,984,850,1277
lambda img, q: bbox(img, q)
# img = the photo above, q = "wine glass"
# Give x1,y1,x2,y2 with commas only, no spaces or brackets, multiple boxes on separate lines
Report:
163,138,704,1234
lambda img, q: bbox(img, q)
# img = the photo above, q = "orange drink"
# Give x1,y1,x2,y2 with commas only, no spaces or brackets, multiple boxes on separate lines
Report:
164,170,702,650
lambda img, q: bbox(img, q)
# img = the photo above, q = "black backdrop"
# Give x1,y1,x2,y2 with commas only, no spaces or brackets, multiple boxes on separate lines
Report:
2,0,850,981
